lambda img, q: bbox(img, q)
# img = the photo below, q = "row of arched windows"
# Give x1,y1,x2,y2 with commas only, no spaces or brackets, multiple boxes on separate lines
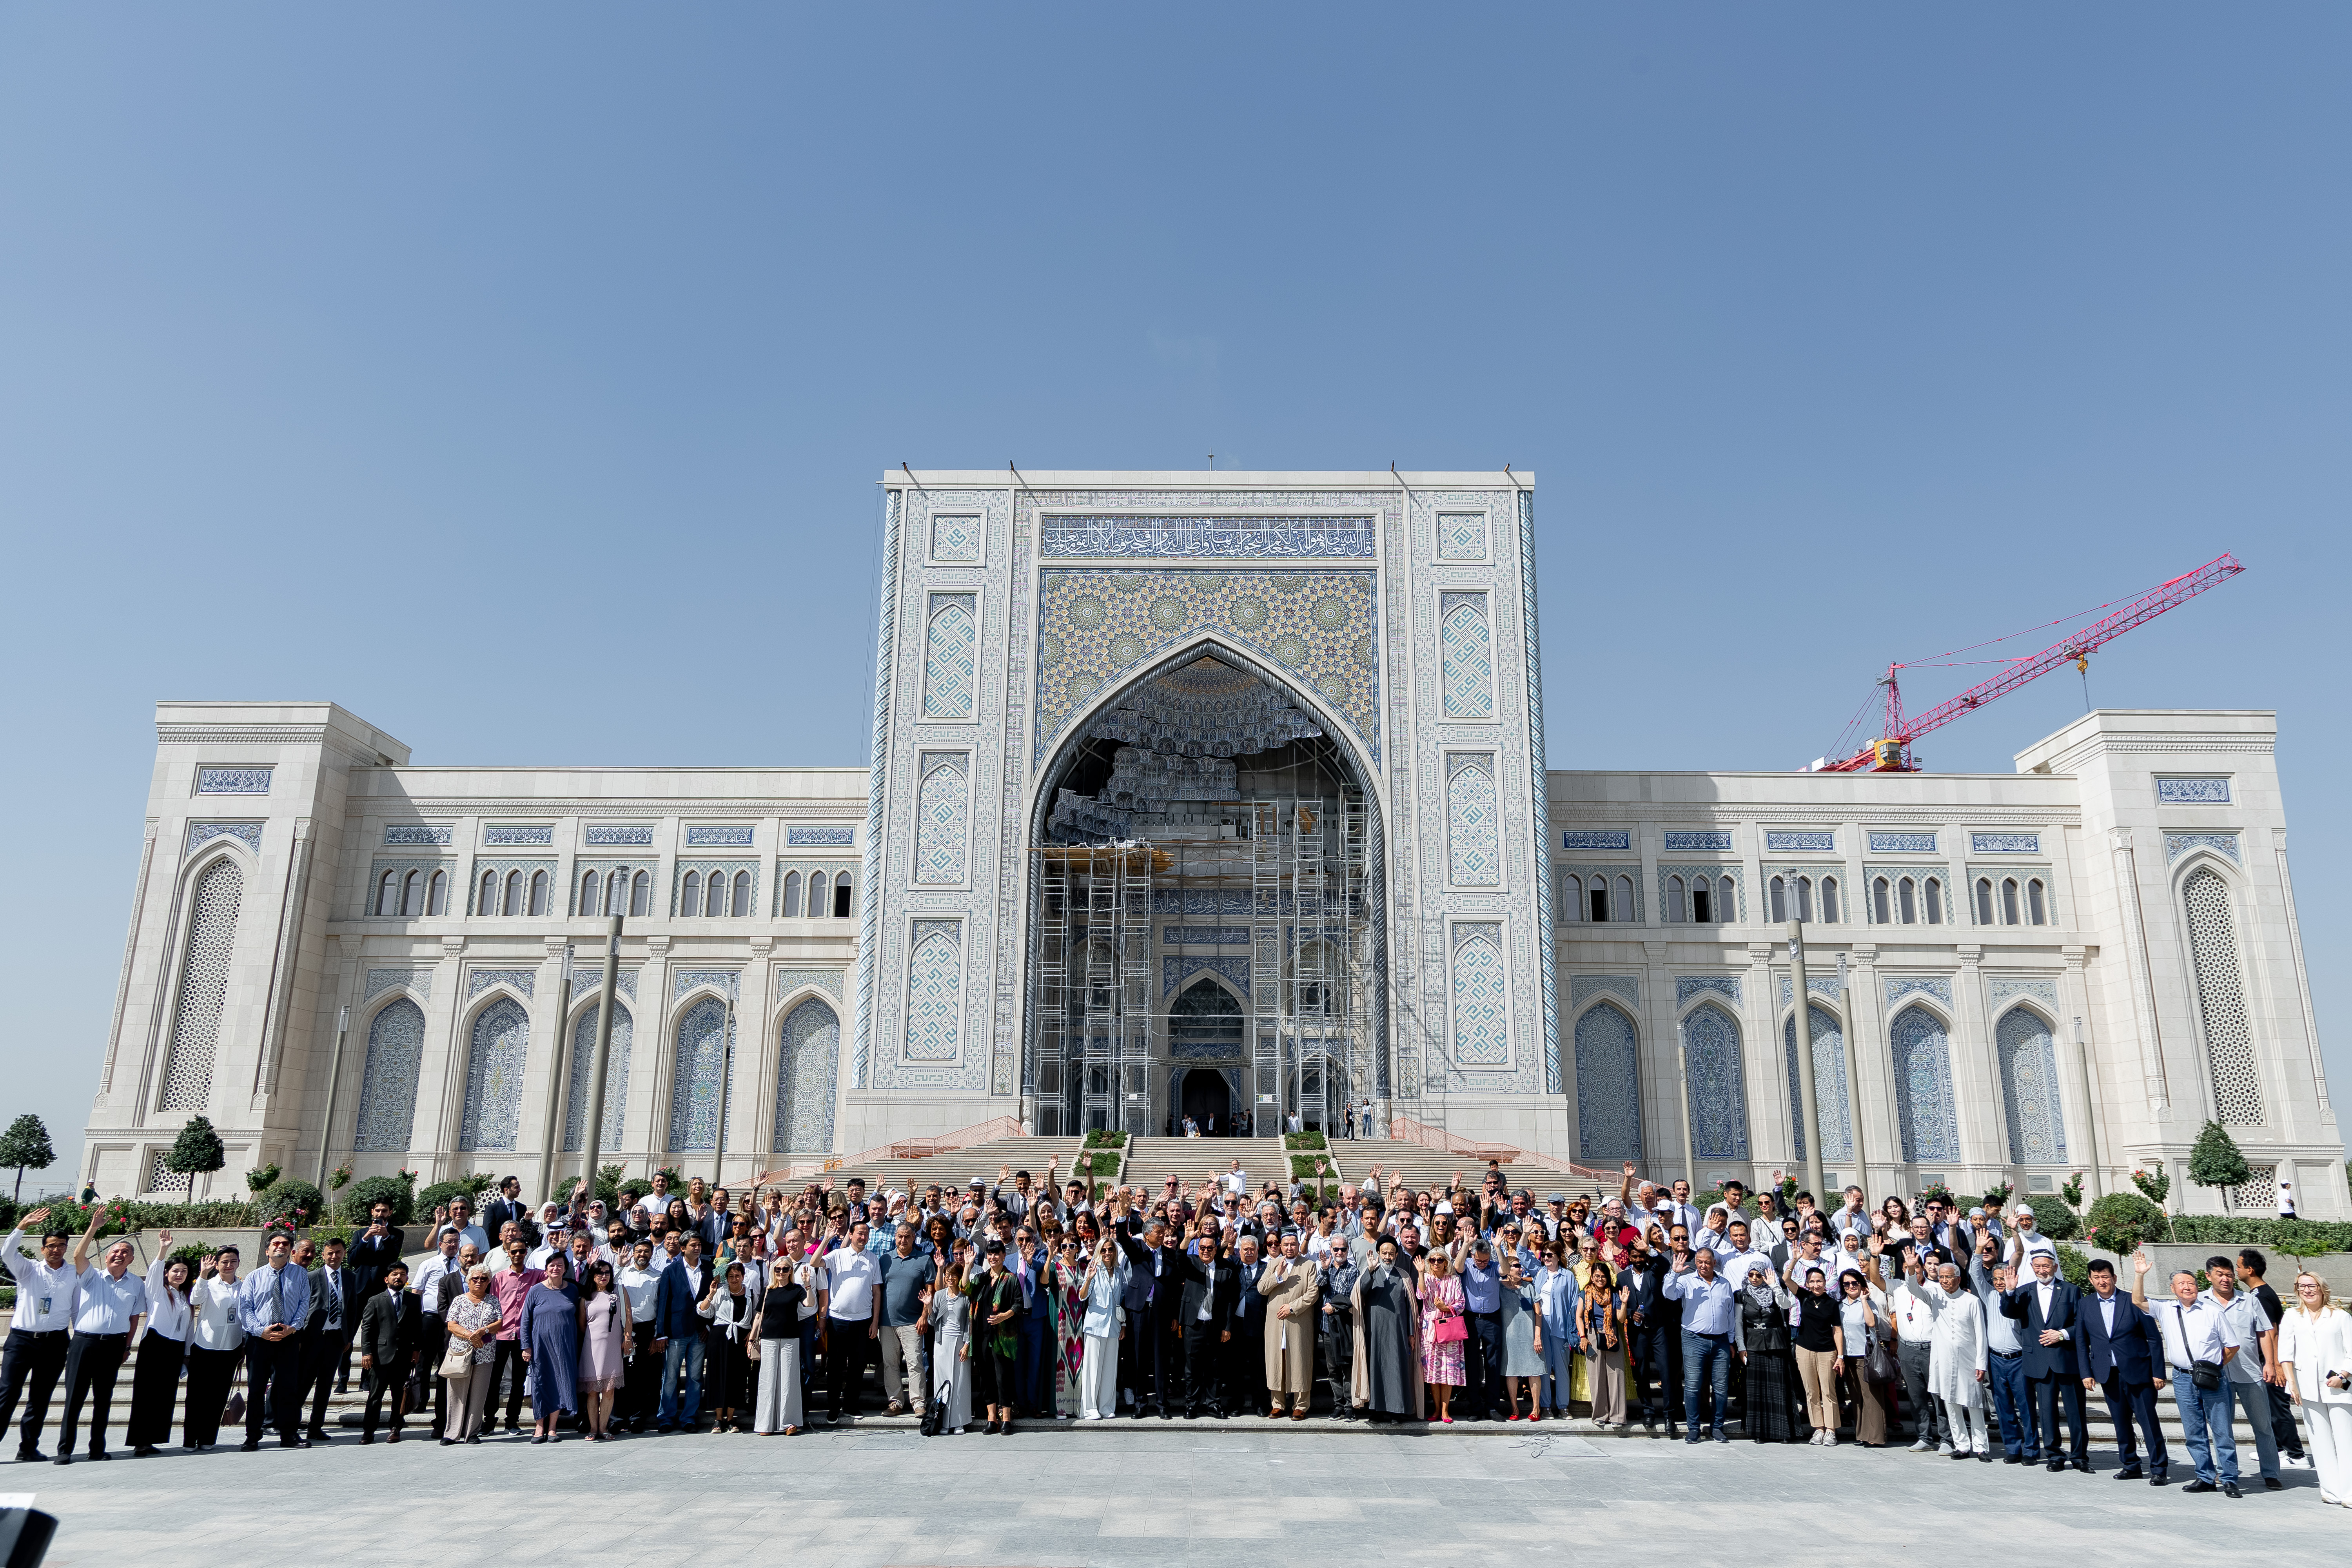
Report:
1768,874,1840,924
352,989,842,1157
1975,875,2051,926
1662,873,1735,924
1564,997,2069,1167
372,864,854,921
580,867,652,918
1563,873,1638,922
1872,874,1947,926
781,869,854,919
679,869,755,918
477,867,550,917
374,868,450,917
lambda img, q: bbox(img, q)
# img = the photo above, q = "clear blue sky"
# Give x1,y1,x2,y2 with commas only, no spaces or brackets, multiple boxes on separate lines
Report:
3,7,2344,1189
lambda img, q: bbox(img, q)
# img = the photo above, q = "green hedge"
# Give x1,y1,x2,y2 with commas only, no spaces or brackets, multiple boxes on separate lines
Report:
1288,1152,1339,1181
2166,1215,2352,1255
2083,1192,2168,1256
1282,1131,1328,1151
1082,1130,1129,1149
256,1180,325,1226
2025,1194,2081,1241
22,1198,261,1238
345,1173,415,1226
2053,1243,2092,1290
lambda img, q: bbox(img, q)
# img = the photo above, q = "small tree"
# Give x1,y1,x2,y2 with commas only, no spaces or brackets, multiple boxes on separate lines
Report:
245,1163,282,1194
2131,1162,2171,1208
166,1115,228,1197
2187,1120,2251,1205
0,1114,56,1202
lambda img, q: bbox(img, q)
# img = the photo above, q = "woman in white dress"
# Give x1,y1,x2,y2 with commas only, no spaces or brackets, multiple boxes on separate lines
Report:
930,1257,975,1432
1076,1238,1127,1420
2278,1270,2352,1508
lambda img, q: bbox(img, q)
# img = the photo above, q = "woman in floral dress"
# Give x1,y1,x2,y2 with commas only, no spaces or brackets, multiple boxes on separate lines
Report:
1419,1249,1467,1422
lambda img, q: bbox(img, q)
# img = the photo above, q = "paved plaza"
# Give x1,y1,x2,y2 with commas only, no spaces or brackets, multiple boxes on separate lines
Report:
10,1425,2345,1566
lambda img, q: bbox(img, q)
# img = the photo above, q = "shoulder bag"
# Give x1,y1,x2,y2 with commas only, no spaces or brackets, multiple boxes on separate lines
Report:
439,1324,475,1381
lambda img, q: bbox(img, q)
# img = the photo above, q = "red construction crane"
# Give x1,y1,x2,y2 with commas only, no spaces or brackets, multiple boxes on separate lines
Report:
1812,552,2246,772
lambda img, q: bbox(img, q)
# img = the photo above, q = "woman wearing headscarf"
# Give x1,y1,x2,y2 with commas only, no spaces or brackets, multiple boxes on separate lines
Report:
126,1229,194,1456
519,1253,580,1443
1732,1258,1802,1443
1351,1235,1424,1424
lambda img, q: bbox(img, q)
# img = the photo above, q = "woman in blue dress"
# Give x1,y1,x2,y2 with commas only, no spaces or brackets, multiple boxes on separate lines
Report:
520,1253,582,1443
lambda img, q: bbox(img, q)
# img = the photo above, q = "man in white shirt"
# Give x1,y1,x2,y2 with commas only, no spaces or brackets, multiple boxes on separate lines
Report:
54,1214,145,1464
616,1240,665,1432
2004,1204,2056,1278
428,1196,490,1256
1220,1160,1249,1198
0,1208,83,1462
2143,1264,2243,1494
820,1223,880,1423
635,1171,675,1219
1885,1244,1953,1452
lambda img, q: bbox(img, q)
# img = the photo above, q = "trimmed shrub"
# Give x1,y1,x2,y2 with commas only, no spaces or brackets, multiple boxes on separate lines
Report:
346,1174,415,1226
2083,1191,2169,1256
2025,1194,2080,1241
2167,1215,2352,1254
2053,1243,2092,1290
1082,1130,1129,1149
1282,1131,1328,1151
2187,1120,2251,1192
256,1179,325,1227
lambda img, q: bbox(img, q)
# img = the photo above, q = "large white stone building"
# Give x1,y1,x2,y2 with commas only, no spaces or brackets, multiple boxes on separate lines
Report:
77,471,2345,1216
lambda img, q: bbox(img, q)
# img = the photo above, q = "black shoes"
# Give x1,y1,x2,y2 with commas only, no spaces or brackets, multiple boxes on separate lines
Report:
15,1449,44,1464
51,1455,69,1467
2113,1465,2143,1481
134,1445,159,1458
241,1439,261,1452
2262,1477,2283,1491
2003,1454,2021,1465
2182,1480,2217,1493
2045,1460,2066,1472
2071,1458,2092,1473
2222,1482,2243,1499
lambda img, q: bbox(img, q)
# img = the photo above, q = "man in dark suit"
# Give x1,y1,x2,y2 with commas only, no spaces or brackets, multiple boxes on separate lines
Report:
301,1236,359,1439
1111,1210,1163,1417
1174,1223,1241,1419
346,1203,406,1308
355,1261,420,1442
1229,1235,1270,1416
2000,1250,2092,1471
2078,1254,2171,1483
482,1178,534,1250
1117,1216,1189,1419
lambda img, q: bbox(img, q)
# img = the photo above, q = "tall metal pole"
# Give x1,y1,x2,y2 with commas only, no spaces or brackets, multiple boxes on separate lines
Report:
1673,1015,1697,1192
1836,953,1866,1202
315,1005,350,1189
2073,1016,2104,1200
539,946,575,1201
1787,918,1827,1207
578,917,623,1196
711,995,735,1187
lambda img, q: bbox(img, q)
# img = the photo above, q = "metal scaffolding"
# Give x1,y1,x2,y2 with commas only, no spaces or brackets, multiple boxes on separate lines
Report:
1030,844,1163,1135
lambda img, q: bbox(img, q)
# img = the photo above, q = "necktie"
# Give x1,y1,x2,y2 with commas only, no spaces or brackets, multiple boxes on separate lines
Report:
271,1267,285,1326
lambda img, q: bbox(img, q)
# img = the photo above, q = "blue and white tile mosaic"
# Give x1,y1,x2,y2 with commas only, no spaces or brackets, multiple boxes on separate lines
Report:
1888,1004,1962,1162
1683,1002,1749,1159
187,822,263,856
1985,977,2058,1009
1152,889,1255,916
1766,831,1836,853
365,967,431,1001
2165,832,2241,864
1162,926,1251,945
773,967,846,1003
466,968,535,1000
567,967,638,1002
1665,830,1734,853
1881,975,1953,1008
585,824,655,848
1163,956,1250,999
1451,922,1510,1067
773,997,840,1153
1777,974,1847,1007
485,824,555,847
1574,1002,1642,1161
1038,514,1377,559
914,753,969,884
2156,776,2232,805
672,968,740,1002
383,824,452,846
923,595,978,720
195,766,271,795
1446,753,1501,886
1867,831,1938,853
1436,511,1488,561
1570,974,1641,1011
353,998,425,1152
1439,593,1494,719
458,996,530,1151
561,1002,631,1151
1970,833,2040,853
683,824,755,848
668,996,730,1151
1782,1006,1853,1162
788,824,856,848
929,512,981,563
1995,1007,2068,1163
1677,975,1742,1007
903,920,962,1063
1561,830,1632,852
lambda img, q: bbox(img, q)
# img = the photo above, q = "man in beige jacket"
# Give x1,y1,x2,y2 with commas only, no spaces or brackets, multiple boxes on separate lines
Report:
1259,1230,1320,1418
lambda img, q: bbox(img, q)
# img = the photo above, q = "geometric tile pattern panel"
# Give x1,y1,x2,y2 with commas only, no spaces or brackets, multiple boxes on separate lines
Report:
1881,975,1954,1009
1033,567,1381,764
562,1001,632,1152
1570,974,1641,1012
1573,1002,1642,1161
2181,867,2263,1124
1038,514,1377,559
1436,511,1488,561
467,969,536,1001
352,998,425,1152
1677,976,1742,1007
1985,978,2058,1010
773,967,847,1004
1561,830,1631,851
186,822,263,856
1450,923,1510,1067
1868,831,1938,853
671,969,741,1003
786,824,856,848
903,921,962,1064
2226,1164,2278,1213
1887,1004,1962,1163
1782,1005,1853,1163
1439,593,1493,719
913,753,969,884
922,595,977,720
2165,832,2241,864
1664,831,1734,852
1163,956,1250,1001
365,968,431,1001
929,511,980,562
586,824,657,847
483,824,555,846
458,995,530,1152
772,998,840,1154
682,824,755,848
668,996,730,1152
1994,1006,2068,1164
2155,776,2232,804
1682,1002,1750,1160
160,857,243,1112
195,766,272,794
1446,754,1501,887
1766,831,1836,852
1970,833,2040,853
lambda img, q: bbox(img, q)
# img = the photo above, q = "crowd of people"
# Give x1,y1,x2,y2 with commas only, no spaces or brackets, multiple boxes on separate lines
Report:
3,1157,2350,1512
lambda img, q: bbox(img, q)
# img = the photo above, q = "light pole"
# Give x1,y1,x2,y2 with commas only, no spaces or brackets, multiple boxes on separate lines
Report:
1673,1014,1697,1191
1836,953,1866,1201
2074,1015,2104,1200
1787,918,1827,1208
711,995,736,1188
314,1005,350,1189
538,945,575,1199
578,917,623,1196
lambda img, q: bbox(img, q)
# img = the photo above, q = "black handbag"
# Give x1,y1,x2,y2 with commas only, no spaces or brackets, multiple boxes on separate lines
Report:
920,1397,945,1436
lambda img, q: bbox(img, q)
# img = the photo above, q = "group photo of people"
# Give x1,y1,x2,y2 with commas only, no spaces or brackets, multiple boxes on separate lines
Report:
5,1157,2351,1515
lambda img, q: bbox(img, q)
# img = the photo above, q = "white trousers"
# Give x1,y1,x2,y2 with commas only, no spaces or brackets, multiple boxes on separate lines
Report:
1080,1331,1119,1420
877,1324,927,1412
1944,1399,1987,1454
752,1340,803,1433
2302,1401,2352,1502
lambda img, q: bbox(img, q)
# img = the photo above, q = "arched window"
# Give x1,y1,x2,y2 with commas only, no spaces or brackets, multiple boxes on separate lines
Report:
670,996,730,1151
832,873,853,918
1692,878,1715,923
1820,877,1839,924
427,869,448,916
1782,1004,1853,1162
1924,877,1944,925
160,857,243,1111
502,870,523,917
477,869,497,916
1797,876,1815,922
563,1000,632,1151
706,873,726,918
1996,1007,2067,1163
2183,865,2263,1123
1898,877,1917,924
2027,878,2047,926
630,869,650,916
731,870,751,917
1574,1004,1642,1161
1975,878,1994,925
458,996,530,1150
353,998,425,1151
2000,878,2020,926
1666,875,1686,923
1682,1003,1749,1158
1873,877,1892,924
1769,875,1787,923
680,870,701,914
1561,874,1582,921
1615,876,1635,922
773,998,840,1154
1717,875,1735,920
376,870,399,916
1889,1004,1961,1162
399,869,421,917
809,872,830,919
782,871,801,918
579,870,600,917
529,869,549,916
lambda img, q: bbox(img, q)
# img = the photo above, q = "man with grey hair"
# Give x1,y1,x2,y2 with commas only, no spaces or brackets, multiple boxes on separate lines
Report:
53,1214,143,1463
875,1220,934,1418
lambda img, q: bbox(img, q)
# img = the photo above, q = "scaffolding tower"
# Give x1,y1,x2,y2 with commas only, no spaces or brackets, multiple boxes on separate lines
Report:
1029,845,1162,1135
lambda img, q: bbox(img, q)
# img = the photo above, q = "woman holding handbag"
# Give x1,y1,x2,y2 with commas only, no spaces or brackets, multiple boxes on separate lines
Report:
1837,1266,1891,1446
2277,1270,2352,1507
442,1266,502,1444
1419,1247,1468,1423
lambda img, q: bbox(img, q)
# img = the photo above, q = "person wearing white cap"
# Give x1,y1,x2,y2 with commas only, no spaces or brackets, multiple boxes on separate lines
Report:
2005,1205,2057,1280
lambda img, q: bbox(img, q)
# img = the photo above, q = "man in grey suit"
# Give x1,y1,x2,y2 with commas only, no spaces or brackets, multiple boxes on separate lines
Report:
301,1236,359,1439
